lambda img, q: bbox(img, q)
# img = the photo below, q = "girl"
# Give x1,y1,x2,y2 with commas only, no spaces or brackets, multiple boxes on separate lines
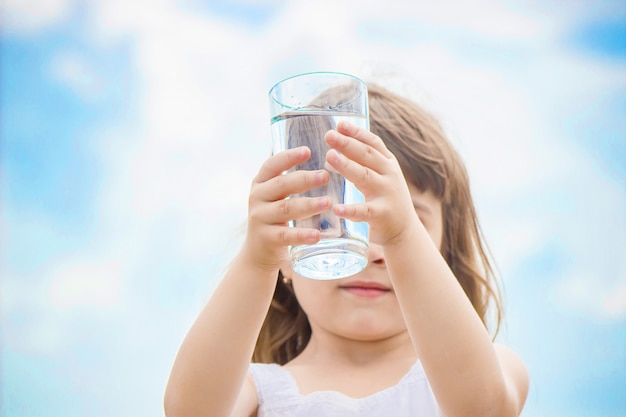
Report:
164,84,529,416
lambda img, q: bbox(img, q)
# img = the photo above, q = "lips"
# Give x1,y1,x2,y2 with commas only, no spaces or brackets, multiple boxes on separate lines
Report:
339,281,391,298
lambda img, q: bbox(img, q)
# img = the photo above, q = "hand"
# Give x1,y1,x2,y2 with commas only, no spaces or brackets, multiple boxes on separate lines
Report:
242,146,331,272
325,121,419,247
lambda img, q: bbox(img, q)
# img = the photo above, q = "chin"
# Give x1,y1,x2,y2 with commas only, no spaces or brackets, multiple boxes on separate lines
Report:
339,320,405,341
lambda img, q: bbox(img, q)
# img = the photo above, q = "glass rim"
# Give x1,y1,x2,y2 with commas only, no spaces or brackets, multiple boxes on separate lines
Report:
268,71,367,110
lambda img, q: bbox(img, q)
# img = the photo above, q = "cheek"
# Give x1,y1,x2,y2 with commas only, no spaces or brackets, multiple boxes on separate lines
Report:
291,278,326,315
291,278,349,329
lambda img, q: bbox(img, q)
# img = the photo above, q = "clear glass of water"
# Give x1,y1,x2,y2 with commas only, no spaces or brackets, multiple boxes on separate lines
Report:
269,72,370,280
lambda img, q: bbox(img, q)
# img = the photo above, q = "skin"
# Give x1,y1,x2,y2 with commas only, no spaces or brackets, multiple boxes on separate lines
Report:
164,121,529,417
280,184,442,398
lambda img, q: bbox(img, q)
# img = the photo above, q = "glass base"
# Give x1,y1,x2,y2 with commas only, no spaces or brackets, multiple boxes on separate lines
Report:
291,238,368,280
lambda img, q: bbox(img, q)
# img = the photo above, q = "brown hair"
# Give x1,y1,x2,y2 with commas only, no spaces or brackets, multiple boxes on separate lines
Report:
253,83,502,364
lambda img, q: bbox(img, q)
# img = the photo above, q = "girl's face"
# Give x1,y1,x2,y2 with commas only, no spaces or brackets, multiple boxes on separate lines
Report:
287,185,443,344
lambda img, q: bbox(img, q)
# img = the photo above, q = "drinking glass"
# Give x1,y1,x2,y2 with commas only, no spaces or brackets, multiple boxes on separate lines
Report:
269,72,370,279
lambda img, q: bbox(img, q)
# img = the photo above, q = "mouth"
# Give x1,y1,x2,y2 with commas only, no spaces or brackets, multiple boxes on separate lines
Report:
339,281,391,298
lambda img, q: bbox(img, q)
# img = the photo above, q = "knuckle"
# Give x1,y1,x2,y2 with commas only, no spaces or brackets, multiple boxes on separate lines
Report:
310,197,322,210
279,199,291,216
361,168,371,183
260,158,276,175
304,171,313,187
248,186,260,203
274,174,285,190
248,206,264,226
248,206,258,221
278,229,290,245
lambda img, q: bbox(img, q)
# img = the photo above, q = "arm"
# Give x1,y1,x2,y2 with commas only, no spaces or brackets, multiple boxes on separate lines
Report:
382,221,528,417
325,122,528,417
164,146,331,417
164,254,275,417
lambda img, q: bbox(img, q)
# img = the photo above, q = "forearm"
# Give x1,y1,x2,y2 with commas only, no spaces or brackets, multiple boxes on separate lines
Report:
385,222,511,417
164,250,277,417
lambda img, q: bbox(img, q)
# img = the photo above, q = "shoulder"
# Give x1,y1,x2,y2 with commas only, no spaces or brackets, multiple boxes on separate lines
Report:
248,362,285,385
229,371,258,417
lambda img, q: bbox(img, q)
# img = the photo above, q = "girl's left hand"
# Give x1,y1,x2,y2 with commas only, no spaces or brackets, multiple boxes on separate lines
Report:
325,121,420,247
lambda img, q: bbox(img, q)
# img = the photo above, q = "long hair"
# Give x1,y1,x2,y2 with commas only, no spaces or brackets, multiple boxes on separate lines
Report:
253,83,502,365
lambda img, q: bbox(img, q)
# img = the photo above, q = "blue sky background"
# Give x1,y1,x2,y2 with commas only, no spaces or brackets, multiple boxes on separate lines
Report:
1,1,625,416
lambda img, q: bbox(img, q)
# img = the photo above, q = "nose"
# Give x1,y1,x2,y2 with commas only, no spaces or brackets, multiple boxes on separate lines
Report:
367,242,385,266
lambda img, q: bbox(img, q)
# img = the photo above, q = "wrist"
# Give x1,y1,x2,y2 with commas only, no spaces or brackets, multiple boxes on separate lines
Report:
384,226,418,252
237,242,283,277
383,214,424,249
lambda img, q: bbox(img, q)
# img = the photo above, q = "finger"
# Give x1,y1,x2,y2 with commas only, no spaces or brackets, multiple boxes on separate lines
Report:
336,120,393,158
252,195,332,224
325,130,394,174
254,169,330,202
255,146,311,184
333,203,377,223
325,148,382,193
260,225,322,247
326,128,380,168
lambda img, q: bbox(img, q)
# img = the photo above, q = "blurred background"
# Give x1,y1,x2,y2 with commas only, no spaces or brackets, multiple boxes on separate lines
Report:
1,0,625,416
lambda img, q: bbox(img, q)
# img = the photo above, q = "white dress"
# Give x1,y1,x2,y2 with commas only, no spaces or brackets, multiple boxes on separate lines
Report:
248,361,444,417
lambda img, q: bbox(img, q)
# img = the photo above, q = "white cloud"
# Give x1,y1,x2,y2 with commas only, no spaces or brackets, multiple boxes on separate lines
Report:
5,0,626,367
47,0,626,324
48,258,124,309
359,0,552,40
1,263,121,355
86,0,267,268
3,2,625,416
556,271,626,321
1,0,74,34
551,169,626,319
49,51,105,100
603,281,626,319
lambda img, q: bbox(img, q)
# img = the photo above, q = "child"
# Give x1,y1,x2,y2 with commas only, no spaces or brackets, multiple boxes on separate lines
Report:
164,84,529,416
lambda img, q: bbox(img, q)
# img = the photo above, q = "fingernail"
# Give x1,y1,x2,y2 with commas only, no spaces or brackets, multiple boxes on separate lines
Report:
325,129,339,143
318,197,330,208
330,151,343,164
338,120,353,132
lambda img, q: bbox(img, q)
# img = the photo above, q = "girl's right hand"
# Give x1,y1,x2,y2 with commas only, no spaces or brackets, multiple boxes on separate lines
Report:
242,146,331,273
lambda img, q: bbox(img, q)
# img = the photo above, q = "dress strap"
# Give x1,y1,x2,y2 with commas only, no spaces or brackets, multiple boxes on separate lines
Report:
249,363,300,412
